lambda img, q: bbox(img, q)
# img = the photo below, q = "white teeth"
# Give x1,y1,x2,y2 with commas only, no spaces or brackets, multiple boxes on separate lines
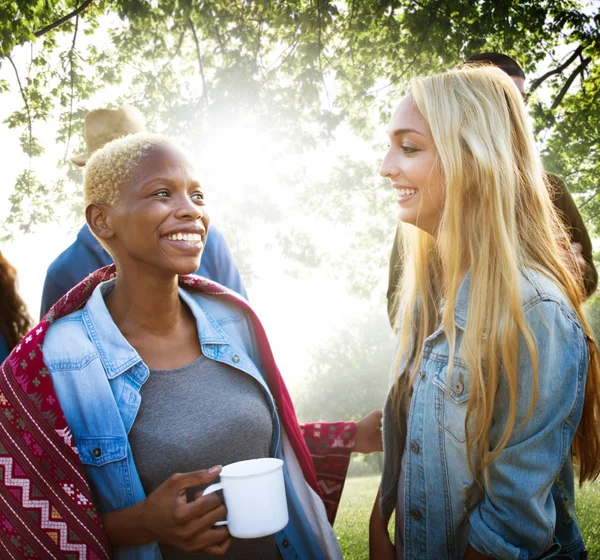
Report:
166,233,203,244
399,188,418,196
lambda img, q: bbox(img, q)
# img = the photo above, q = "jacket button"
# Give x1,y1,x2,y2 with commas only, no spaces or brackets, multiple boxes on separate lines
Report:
454,372,464,394
410,442,420,454
282,540,289,548
92,448,102,457
232,355,240,363
410,509,421,520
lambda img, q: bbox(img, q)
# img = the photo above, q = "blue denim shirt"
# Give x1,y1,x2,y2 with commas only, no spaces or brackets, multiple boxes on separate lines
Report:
40,224,248,317
42,280,326,560
381,268,589,560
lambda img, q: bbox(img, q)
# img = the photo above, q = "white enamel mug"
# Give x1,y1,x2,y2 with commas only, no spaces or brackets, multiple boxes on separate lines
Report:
203,458,288,539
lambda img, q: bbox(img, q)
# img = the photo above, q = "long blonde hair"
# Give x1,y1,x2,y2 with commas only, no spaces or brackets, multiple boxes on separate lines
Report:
391,65,600,484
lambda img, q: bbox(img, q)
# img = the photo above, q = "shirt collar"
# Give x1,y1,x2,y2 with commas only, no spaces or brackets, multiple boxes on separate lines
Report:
83,279,230,379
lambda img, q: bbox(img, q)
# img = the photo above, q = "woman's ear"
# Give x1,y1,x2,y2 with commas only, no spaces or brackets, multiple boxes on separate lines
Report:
86,204,114,242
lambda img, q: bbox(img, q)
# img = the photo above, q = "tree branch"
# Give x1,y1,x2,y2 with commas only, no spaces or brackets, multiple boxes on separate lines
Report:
317,0,332,111
64,15,79,162
7,56,33,160
34,0,94,38
188,19,208,106
551,57,591,110
577,191,598,211
529,45,584,94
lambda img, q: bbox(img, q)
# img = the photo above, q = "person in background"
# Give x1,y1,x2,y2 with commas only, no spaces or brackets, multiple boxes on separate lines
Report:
371,65,598,559
40,105,247,318
0,251,32,362
386,52,597,327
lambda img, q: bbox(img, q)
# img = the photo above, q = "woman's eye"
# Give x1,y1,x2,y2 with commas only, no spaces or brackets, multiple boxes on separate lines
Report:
402,145,419,154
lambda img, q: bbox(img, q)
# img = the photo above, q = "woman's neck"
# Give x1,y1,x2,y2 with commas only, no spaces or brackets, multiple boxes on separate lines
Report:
104,267,183,337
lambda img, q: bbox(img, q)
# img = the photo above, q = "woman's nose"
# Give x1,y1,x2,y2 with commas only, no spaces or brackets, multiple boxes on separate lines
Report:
175,197,203,221
380,156,400,178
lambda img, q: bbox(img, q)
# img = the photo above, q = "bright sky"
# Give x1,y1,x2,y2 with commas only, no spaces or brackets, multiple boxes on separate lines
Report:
0,38,395,389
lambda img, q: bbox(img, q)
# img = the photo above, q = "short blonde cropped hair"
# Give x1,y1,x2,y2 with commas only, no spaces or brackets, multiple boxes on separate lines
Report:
84,132,172,207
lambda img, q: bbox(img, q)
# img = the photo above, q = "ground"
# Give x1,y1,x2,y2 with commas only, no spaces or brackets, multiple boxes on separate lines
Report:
334,476,600,559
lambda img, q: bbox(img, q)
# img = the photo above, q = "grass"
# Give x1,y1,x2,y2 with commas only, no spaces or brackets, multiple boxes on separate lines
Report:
334,476,600,560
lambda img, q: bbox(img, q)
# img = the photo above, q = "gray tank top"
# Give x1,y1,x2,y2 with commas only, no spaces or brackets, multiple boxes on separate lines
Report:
128,352,280,559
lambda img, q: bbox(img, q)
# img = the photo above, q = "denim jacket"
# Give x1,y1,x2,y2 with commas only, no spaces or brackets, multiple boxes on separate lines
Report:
381,268,589,560
42,280,331,560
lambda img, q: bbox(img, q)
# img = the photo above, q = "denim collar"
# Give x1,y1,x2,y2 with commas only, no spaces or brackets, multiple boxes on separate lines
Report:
83,278,229,380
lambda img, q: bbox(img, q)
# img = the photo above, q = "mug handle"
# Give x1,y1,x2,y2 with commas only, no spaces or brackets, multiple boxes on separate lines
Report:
202,483,228,527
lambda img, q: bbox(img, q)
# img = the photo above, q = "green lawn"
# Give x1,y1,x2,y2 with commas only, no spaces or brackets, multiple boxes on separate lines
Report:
334,476,600,560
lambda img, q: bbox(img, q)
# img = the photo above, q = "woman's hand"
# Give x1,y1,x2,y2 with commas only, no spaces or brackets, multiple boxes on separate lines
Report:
369,489,394,560
354,409,383,454
101,466,233,555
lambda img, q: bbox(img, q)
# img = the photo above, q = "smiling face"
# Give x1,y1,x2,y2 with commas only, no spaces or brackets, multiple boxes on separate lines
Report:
88,143,209,277
380,95,445,235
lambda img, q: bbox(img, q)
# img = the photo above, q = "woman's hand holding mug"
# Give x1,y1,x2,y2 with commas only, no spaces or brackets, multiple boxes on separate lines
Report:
101,465,232,555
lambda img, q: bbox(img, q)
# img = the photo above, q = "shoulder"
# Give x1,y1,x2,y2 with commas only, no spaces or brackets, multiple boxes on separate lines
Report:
184,288,247,326
43,310,97,369
519,268,584,337
206,225,225,244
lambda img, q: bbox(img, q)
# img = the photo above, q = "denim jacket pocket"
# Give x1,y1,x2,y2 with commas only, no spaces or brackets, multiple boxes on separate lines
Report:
77,436,132,512
433,361,470,444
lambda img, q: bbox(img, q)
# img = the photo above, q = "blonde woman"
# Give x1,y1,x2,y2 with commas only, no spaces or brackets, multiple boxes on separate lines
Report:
370,65,600,560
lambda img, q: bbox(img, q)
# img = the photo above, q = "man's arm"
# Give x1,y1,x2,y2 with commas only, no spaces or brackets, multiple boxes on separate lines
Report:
548,172,598,297
300,411,383,524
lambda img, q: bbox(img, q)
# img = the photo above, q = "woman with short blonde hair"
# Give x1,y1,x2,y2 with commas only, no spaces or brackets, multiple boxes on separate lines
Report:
371,65,600,559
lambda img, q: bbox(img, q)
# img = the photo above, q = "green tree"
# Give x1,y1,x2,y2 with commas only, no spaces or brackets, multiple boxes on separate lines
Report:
293,310,394,423
2,0,599,237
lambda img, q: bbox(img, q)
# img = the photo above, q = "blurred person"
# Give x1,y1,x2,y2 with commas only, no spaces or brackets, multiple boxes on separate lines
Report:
0,251,31,362
386,53,597,327
40,105,247,318
0,133,382,560
371,66,599,559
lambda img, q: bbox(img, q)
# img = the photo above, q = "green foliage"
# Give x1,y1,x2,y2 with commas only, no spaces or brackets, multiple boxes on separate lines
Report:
2,0,600,237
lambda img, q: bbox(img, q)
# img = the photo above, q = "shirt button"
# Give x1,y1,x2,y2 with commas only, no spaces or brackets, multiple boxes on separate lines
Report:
92,448,102,458
410,509,421,521
232,355,240,363
282,540,289,548
410,442,420,454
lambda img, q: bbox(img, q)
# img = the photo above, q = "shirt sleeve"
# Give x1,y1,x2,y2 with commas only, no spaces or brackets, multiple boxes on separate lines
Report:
468,300,588,560
549,173,598,297
0,334,9,363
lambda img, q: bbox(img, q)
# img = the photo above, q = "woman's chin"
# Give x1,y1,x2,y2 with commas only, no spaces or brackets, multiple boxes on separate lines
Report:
177,259,202,276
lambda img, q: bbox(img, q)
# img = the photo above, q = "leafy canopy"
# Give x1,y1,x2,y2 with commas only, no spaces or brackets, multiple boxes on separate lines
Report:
2,0,599,237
